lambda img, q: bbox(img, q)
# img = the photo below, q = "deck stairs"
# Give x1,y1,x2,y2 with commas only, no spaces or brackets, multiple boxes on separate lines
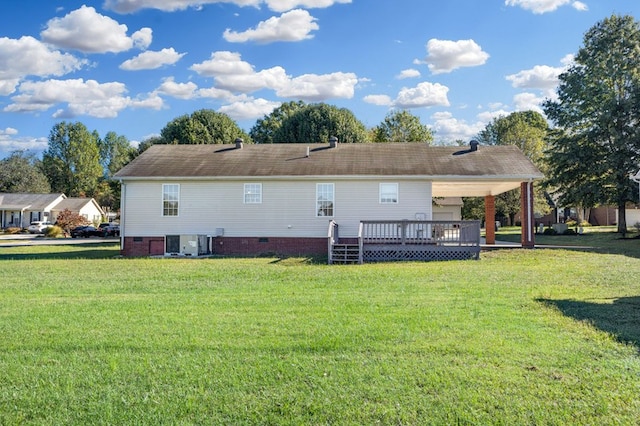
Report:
330,242,361,264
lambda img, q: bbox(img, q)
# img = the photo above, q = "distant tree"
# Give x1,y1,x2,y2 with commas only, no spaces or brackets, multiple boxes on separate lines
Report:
372,110,433,143
250,101,306,144
54,208,89,235
543,14,640,234
0,151,51,193
40,122,102,197
99,131,136,178
475,111,550,225
136,135,163,155
477,111,548,164
273,103,369,143
160,109,251,144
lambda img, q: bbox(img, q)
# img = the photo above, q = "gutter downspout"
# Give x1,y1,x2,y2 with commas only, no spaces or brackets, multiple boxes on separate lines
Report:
119,181,125,255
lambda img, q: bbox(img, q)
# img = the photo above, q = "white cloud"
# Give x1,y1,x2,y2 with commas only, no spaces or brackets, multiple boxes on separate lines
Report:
0,36,87,95
505,64,563,91
4,78,161,118
363,94,393,106
156,77,198,99
218,98,282,120
0,128,48,156
396,69,421,79
191,51,358,101
104,0,349,13
120,48,186,70
40,5,152,53
430,111,486,143
394,82,450,108
504,0,586,14
425,39,489,74
223,9,319,43
512,92,545,113
276,72,358,100
572,1,588,11
191,51,255,76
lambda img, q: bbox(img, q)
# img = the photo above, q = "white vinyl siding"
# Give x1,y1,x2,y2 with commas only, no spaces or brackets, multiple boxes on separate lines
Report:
379,183,398,204
244,183,262,204
122,179,432,238
162,184,179,216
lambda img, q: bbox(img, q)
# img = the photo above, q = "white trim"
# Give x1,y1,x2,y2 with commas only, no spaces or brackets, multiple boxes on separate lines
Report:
379,182,398,204
162,183,180,217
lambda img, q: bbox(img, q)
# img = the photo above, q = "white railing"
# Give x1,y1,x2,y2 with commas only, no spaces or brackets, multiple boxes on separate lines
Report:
360,220,480,247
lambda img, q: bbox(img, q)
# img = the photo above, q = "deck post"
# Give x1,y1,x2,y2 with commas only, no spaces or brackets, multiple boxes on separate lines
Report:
484,195,496,245
520,181,535,248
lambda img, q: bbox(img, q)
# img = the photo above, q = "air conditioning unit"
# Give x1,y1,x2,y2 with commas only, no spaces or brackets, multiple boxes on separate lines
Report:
180,235,208,256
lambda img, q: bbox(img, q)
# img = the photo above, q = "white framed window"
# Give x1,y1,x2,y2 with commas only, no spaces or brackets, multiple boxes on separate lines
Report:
380,183,398,204
244,183,262,204
316,183,334,217
162,184,179,216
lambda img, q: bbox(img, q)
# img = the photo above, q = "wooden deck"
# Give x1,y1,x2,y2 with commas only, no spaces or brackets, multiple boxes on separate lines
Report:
329,220,481,264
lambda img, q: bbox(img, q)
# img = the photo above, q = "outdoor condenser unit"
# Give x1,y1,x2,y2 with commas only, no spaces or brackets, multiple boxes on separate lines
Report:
179,235,208,256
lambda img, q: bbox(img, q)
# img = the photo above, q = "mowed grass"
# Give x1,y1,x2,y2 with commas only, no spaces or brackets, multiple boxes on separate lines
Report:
1,240,639,425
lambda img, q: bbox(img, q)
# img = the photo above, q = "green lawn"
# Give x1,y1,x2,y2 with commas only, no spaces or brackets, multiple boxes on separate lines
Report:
1,240,639,425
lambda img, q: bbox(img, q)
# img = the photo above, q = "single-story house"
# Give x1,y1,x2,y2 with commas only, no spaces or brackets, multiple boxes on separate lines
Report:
0,193,105,229
113,139,543,261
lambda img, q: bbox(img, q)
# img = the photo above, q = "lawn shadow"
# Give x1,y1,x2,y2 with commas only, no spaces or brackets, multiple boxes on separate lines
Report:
537,297,640,352
0,245,120,261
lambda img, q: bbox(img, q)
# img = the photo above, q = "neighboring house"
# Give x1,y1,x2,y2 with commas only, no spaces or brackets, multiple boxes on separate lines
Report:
0,193,65,229
51,197,105,224
113,140,543,259
432,197,463,221
0,193,105,229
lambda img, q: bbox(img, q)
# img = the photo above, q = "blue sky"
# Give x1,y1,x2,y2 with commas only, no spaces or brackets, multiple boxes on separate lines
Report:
1,0,639,159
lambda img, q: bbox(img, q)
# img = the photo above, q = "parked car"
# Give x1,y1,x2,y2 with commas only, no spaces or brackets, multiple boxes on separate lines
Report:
27,221,53,234
97,223,120,237
70,225,100,238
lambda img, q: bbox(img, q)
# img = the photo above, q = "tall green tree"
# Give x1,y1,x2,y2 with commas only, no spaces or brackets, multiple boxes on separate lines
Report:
160,109,250,144
0,151,51,193
99,131,136,178
41,122,102,197
471,111,550,224
372,110,433,143
273,103,369,143
543,14,640,233
250,101,306,144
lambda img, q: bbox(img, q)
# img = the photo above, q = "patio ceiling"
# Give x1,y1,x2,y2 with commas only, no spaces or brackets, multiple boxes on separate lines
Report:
431,179,527,197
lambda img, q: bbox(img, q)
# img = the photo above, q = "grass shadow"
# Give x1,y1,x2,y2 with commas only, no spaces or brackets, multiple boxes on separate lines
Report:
537,297,640,352
0,244,121,261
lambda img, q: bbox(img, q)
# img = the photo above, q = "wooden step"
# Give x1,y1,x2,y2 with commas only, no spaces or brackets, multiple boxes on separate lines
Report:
331,244,361,264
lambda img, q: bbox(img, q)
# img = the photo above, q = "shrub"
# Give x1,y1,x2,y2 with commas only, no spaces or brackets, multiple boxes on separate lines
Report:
45,225,64,238
543,228,558,235
563,228,577,235
6,227,22,234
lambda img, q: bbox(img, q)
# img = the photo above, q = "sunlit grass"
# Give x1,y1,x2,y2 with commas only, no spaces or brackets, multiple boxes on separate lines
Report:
1,242,639,424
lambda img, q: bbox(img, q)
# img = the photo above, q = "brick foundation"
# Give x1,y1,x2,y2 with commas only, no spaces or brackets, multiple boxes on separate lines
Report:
122,236,327,257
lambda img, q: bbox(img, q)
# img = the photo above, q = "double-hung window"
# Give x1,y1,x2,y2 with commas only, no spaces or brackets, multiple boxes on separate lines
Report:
244,183,262,204
379,183,398,204
316,183,334,217
162,184,179,216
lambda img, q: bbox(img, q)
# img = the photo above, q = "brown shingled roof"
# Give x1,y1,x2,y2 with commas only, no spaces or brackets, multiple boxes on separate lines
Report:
114,143,543,180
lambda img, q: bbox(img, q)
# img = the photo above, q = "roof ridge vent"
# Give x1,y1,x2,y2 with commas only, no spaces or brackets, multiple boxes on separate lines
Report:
235,138,244,149
329,136,338,148
470,140,479,152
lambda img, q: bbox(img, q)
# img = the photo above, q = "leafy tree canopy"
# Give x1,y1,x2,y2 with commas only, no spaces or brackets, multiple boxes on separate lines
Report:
249,101,306,144
160,109,251,145
543,14,640,233
0,151,51,193
40,122,102,197
272,103,370,143
372,110,433,143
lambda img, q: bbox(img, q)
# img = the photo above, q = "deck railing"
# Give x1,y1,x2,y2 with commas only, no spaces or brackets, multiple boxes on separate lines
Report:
360,220,480,246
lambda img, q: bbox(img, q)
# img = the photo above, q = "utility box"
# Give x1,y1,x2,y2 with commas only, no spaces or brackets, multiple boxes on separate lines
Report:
180,235,208,256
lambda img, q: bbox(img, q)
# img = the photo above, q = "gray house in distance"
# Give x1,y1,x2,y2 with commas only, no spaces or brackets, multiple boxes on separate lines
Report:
114,140,543,262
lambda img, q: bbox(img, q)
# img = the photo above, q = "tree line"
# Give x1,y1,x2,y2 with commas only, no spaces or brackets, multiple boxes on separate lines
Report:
2,14,640,233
